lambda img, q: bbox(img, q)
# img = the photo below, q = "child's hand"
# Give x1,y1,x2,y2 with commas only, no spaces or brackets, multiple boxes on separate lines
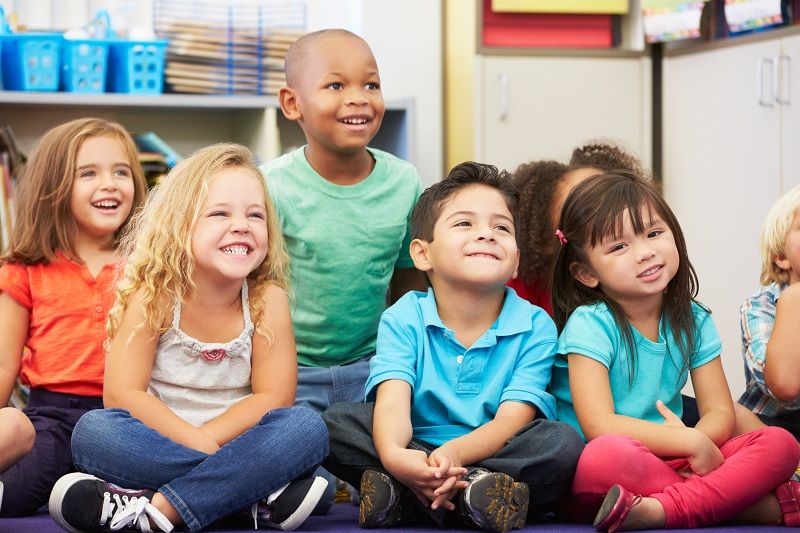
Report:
385,448,445,506
427,445,467,480
430,475,469,511
685,428,724,476
656,400,686,428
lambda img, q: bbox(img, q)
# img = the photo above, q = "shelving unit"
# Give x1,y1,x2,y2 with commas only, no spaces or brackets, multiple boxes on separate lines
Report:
0,91,414,165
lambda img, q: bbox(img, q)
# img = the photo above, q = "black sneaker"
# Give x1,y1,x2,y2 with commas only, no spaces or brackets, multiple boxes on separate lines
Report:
251,475,328,531
48,472,174,533
359,470,402,528
458,469,529,533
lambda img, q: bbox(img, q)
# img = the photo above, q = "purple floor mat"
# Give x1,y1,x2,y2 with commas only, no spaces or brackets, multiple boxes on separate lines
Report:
0,503,780,532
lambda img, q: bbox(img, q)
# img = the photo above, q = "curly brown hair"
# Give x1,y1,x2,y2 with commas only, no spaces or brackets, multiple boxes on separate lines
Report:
514,142,646,285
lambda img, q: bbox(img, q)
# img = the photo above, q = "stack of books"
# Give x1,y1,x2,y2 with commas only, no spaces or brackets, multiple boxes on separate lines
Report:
154,0,305,95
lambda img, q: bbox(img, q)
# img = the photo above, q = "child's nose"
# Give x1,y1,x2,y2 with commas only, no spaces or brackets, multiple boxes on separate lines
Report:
345,88,369,105
230,217,250,233
98,172,117,190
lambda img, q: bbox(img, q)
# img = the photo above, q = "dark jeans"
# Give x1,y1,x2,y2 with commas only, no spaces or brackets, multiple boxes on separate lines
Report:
0,388,103,517
683,394,800,440
321,402,584,525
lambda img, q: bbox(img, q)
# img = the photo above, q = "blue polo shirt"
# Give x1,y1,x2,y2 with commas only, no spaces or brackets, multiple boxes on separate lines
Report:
365,287,558,447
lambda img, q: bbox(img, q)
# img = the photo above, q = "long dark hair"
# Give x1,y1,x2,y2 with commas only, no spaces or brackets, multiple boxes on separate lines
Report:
551,171,700,384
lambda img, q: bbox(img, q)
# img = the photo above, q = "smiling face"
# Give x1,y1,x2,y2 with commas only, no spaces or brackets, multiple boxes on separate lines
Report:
573,204,679,311
776,210,800,285
283,33,384,157
413,184,519,291
69,135,135,246
190,167,269,285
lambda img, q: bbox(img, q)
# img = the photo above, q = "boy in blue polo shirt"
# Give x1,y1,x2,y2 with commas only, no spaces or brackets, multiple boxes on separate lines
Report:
322,162,583,532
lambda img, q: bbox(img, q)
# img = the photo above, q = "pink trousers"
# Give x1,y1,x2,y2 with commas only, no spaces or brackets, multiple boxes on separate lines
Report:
570,427,799,528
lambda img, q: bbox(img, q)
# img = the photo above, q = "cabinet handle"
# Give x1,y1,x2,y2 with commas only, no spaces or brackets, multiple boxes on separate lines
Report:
758,57,775,107
776,55,791,106
499,73,509,121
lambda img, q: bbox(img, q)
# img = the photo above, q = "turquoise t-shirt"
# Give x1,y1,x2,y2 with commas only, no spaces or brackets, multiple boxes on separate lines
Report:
550,301,721,441
260,147,422,367
366,288,558,447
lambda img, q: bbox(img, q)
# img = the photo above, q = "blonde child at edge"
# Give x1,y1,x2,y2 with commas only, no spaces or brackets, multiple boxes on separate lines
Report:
48,144,328,533
740,184,800,439
549,171,799,531
0,118,147,516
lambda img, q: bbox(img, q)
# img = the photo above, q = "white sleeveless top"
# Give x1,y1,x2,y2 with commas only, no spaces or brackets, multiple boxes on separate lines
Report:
148,282,254,427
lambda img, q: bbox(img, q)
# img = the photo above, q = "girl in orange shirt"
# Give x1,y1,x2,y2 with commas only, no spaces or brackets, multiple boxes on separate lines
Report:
0,118,147,516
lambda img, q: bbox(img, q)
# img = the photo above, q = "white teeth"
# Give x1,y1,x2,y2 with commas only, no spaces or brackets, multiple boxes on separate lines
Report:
222,245,249,256
92,201,118,208
342,118,367,124
640,266,660,277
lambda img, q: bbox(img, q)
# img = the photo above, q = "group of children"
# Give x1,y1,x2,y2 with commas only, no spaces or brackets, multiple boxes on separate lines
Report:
0,27,799,533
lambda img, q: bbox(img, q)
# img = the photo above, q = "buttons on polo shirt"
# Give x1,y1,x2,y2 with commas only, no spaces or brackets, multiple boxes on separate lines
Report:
456,355,464,364
95,305,102,313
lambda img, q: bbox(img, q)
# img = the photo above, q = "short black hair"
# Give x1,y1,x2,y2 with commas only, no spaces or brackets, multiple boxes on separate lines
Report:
411,161,518,242
284,29,365,87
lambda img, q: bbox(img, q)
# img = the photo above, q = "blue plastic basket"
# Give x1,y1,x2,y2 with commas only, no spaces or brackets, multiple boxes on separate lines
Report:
61,39,109,92
0,6,62,91
107,39,168,94
61,11,113,93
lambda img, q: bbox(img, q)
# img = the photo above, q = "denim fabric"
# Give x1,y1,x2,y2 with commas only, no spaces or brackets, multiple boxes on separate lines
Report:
296,357,371,513
0,389,103,517
322,402,584,520
296,357,371,412
71,406,328,532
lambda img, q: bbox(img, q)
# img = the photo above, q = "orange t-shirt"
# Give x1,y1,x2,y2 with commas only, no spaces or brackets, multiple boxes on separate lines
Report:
0,252,117,397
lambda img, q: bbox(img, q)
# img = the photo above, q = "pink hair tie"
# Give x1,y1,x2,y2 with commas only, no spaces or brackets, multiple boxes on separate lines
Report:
555,229,568,246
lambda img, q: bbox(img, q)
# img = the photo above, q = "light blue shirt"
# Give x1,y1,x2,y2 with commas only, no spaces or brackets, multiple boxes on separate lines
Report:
550,301,721,441
366,287,558,447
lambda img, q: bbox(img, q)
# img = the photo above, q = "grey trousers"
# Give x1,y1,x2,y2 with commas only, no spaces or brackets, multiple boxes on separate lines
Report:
321,401,584,521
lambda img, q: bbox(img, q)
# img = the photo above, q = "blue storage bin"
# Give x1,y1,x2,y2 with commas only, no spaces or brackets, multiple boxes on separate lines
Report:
0,33,62,91
61,39,109,92
107,40,167,94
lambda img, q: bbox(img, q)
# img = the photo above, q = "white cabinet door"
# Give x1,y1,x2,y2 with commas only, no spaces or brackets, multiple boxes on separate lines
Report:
781,34,800,191
663,40,782,397
479,55,650,172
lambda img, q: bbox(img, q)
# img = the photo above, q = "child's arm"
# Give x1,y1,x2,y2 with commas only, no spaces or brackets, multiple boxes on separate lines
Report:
388,267,426,304
428,401,535,470
374,379,464,507
764,284,800,401
689,357,736,445
570,354,724,475
104,290,220,454
199,284,296,446
0,293,27,406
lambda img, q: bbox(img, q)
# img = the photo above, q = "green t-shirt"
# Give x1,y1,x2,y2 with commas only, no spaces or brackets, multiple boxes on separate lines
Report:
260,147,422,367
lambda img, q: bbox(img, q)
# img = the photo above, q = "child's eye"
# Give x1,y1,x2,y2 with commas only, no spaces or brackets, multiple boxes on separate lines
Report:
648,229,664,238
495,224,511,232
114,169,131,178
327,82,343,90
210,211,227,217
609,243,626,253
249,212,265,220
79,170,96,178
366,82,380,90
454,220,471,227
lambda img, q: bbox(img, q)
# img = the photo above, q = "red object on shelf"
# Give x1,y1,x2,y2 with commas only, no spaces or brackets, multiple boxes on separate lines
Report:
481,0,614,48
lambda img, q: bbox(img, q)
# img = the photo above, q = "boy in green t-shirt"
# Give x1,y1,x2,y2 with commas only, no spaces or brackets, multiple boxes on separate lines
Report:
259,29,424,510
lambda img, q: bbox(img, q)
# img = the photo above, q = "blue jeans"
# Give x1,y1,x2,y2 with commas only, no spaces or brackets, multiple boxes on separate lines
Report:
296,357,372,412
71,406,328,532
296,357,371,513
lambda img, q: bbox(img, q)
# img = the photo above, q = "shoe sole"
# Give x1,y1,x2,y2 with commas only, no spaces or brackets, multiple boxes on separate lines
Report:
274,476,329,531
593,484,621,529
466,473,529,533
359,470,399,528
48,472,100,533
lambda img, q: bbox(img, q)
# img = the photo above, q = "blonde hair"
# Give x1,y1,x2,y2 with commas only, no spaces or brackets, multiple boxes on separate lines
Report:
760,184,800,285
2,118,147,264
107,143,289,341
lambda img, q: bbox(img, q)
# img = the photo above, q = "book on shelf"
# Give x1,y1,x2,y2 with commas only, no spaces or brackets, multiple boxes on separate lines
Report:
133,132,183,169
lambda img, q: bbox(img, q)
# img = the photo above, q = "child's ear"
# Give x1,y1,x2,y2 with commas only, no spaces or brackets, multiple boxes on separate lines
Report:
278,86,302,121
775,253,792,272
570,261,599,288
410,239,433,273
510,248,520,280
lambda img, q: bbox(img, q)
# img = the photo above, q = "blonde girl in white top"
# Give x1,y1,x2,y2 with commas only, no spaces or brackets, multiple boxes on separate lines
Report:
49,144,329,533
